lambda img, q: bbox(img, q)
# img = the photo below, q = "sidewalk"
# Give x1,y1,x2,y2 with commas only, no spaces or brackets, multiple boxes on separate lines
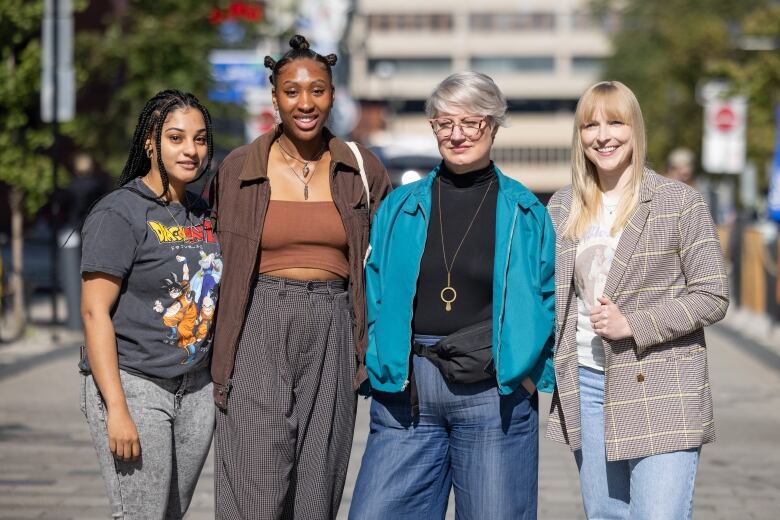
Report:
1,306,778,519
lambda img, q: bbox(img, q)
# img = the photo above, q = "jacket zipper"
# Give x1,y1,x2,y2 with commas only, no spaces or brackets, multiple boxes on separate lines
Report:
401,194,429,391
495,205,519,389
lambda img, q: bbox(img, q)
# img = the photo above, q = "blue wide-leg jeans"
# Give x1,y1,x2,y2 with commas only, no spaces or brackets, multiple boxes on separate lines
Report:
350,353,538,520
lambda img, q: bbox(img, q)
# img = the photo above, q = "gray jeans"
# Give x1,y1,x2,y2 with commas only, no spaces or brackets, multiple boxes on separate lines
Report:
80,368,214,519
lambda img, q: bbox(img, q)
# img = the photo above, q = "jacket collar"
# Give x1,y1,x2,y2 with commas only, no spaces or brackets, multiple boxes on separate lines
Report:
238,126,360,182
403,164,540,214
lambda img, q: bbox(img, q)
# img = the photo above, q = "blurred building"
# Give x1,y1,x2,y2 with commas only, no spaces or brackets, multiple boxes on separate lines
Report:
346,0,616,198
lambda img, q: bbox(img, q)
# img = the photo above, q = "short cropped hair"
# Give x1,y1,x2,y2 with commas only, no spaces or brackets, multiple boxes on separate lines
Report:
425,71,507,128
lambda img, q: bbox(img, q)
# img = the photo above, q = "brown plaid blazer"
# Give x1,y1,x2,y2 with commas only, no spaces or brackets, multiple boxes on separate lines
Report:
546,170,729,461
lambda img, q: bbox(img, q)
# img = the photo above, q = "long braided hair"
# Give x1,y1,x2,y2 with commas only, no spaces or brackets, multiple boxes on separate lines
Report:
264,35,338,87
117,89,214,204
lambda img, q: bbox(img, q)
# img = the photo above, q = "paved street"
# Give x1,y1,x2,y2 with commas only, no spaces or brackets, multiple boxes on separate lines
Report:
1,316,778,519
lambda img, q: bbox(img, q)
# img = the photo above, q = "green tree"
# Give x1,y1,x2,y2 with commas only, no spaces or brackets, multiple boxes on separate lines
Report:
0,0,66,337
593,0,769,179
65,0,239,176
712,4,780,179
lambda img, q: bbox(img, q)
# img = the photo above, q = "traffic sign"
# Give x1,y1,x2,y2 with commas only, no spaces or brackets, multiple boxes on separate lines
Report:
701,82,746,174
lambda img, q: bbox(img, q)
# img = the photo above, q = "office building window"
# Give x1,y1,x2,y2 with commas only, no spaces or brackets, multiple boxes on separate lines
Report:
369,58,452,77
491,146,571,165
469,12,556,31
571,56,604,74
367,13,453,32
471,56,555,74
570,9,621,32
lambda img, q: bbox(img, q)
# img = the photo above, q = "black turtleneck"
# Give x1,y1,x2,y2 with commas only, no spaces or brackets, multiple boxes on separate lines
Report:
412,161,497,336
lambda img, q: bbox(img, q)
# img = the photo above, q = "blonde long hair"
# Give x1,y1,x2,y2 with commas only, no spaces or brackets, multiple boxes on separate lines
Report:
562,81,647,239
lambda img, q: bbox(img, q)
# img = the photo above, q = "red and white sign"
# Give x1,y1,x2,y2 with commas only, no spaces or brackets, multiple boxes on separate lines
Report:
701,82,747,174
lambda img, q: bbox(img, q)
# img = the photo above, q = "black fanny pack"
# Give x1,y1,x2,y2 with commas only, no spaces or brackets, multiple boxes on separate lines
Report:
412,319,495,384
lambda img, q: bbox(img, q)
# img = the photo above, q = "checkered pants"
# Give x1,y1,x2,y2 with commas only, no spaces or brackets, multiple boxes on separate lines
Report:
215,274,357,520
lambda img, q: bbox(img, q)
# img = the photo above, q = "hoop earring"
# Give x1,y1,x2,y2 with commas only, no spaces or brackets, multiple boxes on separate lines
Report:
146,147,152,158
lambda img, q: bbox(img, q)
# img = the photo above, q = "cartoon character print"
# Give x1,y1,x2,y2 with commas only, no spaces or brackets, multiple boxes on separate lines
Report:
153,252,219,364
154,256,198,363
189,251,222,313
195,292,216,343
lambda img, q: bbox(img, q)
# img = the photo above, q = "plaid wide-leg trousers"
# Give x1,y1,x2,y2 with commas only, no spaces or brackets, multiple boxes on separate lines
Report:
215,274,357,520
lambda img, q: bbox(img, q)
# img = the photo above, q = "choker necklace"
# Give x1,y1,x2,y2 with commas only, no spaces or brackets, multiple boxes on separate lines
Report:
277,139,326,178
438,175,495,312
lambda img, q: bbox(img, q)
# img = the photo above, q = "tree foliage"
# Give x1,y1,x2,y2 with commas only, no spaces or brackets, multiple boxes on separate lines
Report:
594,0,776,185
711,4,780,173
64,0,246,177
0,0,57,215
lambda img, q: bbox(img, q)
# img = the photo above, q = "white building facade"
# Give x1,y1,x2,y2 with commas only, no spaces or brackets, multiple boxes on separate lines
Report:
346,0,615,195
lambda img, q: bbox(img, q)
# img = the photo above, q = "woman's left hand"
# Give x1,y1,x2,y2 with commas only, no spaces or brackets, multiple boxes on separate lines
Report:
590,296,633,340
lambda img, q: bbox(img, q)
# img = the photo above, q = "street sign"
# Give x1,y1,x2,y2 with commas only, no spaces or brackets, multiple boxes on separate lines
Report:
208,50,268,104
701,82,747,174
41,0,75,122
768,105,780,223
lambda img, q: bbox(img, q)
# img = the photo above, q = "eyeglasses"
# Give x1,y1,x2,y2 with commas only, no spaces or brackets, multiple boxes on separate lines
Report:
429,116,487,140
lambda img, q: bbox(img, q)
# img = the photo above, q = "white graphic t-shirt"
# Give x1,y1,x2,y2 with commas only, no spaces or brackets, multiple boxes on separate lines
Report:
574,195,623,371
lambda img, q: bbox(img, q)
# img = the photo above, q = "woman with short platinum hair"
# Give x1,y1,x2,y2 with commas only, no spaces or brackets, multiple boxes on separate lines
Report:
349,71,555,519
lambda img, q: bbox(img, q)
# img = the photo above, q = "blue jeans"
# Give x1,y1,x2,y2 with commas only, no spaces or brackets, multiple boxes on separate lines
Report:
350,353,538,520
575,365,700,520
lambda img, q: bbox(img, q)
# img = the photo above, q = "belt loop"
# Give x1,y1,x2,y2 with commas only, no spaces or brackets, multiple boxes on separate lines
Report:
277,277,286,299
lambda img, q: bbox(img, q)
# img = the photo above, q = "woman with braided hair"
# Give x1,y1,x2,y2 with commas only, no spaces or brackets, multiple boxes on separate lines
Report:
210,35,391,518
79,90,221,518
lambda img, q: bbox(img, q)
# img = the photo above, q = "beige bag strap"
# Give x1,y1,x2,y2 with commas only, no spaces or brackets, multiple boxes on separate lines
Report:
345,141,372,266
345,141,370,212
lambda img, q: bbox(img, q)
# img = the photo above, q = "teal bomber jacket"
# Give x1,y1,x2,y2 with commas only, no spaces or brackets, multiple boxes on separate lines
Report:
364,165,556,395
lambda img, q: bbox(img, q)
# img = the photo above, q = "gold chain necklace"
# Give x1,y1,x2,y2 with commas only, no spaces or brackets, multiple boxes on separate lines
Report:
277,139,326,177
142,176,196,243
163,202,196,243
276,142,326,200
437,175,495,311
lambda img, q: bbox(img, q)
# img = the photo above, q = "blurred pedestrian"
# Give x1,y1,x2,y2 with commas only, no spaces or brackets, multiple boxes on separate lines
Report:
63,153,110,227
547,81,729,519
665,147,695,186
209,35,390,519
349,71,556,519
79,90,219,519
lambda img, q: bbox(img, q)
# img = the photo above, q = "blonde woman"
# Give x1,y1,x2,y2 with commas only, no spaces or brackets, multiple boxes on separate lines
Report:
547,81,728,519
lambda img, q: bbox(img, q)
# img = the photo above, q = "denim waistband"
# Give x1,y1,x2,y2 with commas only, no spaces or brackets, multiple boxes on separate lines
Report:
413,334,444,347
254,273,347,294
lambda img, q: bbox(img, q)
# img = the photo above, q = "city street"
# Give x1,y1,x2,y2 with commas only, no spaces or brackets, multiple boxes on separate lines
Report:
1,318,778,519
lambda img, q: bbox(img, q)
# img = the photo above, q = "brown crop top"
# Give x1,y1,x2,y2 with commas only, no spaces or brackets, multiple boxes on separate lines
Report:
258,200,350,279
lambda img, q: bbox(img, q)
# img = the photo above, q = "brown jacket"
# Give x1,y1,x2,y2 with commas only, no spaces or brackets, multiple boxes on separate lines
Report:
546,170,729,461
209,127,391,409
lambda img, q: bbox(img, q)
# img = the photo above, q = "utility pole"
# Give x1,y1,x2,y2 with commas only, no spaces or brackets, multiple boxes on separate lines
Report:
42,0,75,337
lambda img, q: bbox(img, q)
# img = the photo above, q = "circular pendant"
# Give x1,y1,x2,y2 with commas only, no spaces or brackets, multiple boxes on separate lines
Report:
440,286,457,312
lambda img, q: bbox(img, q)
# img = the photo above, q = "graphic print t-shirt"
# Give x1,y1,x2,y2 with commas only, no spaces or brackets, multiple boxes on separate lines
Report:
80,178,221,379
573,198,623,371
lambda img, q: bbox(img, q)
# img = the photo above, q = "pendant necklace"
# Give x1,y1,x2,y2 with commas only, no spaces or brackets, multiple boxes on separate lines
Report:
438,175,495,312
276,141,326,200
142,176,196,243
277,140,326,177
602,195,619,216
